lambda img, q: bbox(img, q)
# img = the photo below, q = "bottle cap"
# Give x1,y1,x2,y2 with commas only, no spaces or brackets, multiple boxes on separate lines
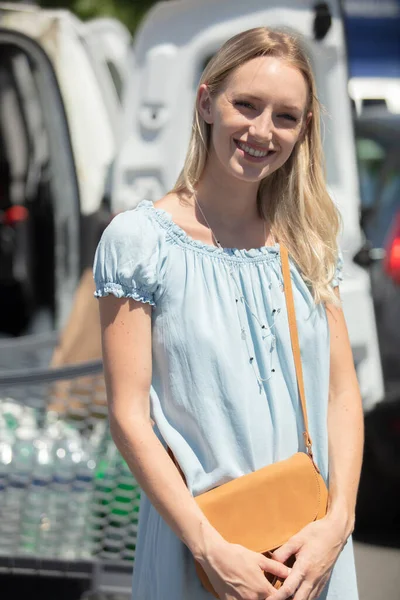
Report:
16,426,36,441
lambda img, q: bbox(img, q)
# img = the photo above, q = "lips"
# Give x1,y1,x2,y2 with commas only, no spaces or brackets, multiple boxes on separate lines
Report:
234,139,276,159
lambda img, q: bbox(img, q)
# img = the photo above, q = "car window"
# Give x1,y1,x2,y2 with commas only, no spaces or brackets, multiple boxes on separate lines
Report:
379,168,400,245
357,138,385,209
356,136,400,248
105,59,123,103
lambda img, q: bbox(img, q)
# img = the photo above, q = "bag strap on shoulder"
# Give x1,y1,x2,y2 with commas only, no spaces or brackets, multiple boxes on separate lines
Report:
280,244,314,459
169,244,316,473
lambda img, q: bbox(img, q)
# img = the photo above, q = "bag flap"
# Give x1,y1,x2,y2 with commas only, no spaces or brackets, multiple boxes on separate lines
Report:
195,452,326,553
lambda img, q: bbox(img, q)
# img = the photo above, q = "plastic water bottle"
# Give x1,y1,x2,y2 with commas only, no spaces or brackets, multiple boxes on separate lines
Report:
9,426,35,499
0,400,40,555
27,437,54,557
0,420,13,488
0,421,14,556
65,441,97,559
89,436,120,558
0,400,23,433
7,426,36,554
46,425,77,558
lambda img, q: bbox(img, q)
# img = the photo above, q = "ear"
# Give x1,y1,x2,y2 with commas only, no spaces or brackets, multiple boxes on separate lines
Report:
197,84,213,124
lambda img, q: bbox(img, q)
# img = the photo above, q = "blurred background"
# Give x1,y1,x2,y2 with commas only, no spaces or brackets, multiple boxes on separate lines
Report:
0,0,399,598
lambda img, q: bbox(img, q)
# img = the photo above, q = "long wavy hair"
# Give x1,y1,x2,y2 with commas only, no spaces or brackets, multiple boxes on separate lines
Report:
171,27,342,305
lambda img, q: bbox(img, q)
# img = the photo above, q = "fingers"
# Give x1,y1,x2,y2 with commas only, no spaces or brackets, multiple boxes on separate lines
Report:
271,568,305,600
259,555,291,579
273,538,301,564
263,576,281,597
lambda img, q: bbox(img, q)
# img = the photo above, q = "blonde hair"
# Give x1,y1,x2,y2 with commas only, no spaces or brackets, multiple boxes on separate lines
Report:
172,27,342,305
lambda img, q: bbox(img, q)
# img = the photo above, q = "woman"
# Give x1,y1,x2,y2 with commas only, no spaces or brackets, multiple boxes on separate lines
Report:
94,28,363,600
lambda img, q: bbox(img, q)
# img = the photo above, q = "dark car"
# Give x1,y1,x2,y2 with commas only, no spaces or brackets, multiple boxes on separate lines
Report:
353,110,400,543
355,111,400,396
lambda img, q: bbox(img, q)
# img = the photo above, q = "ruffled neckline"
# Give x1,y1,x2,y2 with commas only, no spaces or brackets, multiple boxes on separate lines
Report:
137,200,280,261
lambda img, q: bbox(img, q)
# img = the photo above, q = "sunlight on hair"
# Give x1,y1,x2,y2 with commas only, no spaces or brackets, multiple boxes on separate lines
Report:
171,27,342,305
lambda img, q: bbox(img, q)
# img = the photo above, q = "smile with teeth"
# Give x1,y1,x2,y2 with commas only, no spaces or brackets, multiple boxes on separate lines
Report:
235,140,274,158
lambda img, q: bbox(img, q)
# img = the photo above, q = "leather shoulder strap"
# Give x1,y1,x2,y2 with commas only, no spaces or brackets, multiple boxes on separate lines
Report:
170,244,315,473
280,244,314,456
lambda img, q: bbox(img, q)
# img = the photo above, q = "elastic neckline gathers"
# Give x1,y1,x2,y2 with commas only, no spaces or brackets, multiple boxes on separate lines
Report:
136,200,281,263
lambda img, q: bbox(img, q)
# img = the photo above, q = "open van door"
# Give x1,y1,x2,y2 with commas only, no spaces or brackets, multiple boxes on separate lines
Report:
81,18,132,143
113,0,384,409
81,17,132,205
0,4,116,334
0,6,81,334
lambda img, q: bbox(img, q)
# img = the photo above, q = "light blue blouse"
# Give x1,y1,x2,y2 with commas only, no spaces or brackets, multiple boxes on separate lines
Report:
93,200,358,600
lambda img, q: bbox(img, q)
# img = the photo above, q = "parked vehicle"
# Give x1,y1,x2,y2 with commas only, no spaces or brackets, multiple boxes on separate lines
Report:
82,17,132,145
112,0,384,410
356,389,400,543
343,3,400,542
353,106,400,395
0,4,131,337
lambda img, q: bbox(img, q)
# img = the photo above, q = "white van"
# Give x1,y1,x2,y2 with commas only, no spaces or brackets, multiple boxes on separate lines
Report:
112,0,384,409
349,77,400,116
81,17,132,145
0,4,130,335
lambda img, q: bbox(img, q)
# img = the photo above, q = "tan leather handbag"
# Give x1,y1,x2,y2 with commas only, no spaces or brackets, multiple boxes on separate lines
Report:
171,245,328,598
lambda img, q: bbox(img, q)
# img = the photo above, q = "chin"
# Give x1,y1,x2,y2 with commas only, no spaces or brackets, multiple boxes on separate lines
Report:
229,161,276,183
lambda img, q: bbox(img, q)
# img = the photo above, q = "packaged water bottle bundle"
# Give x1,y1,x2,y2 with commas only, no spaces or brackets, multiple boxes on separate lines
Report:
0,399,141,561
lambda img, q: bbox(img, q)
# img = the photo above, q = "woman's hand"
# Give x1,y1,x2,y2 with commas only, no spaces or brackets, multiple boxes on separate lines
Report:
199,538,291,600
270,516,348,600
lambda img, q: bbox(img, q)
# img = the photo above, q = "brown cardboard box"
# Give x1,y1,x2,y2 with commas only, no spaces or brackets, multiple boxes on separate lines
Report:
48,268,106,416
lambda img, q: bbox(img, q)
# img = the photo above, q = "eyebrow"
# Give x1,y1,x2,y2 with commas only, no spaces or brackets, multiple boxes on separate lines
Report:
280,104,303,113
233,93,303,112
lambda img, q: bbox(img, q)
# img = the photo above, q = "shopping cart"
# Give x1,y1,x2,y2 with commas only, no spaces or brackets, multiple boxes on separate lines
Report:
0,336,138,597
0,331,59,372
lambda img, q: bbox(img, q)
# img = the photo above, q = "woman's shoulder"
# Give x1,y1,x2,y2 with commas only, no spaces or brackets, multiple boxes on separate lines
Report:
99,199,171,256
105,194,185,240
93,200,168,304
106,199,158,235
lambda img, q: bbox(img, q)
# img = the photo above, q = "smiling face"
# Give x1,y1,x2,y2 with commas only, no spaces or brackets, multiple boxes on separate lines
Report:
198,55,310,185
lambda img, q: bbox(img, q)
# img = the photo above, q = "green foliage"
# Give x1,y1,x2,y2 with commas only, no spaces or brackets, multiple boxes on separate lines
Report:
38,0,158,32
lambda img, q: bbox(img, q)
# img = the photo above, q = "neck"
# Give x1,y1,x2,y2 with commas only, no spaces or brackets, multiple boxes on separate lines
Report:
194,156,261,230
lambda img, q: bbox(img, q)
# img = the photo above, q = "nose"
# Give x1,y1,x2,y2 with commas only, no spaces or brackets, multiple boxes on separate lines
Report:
249,109,274,143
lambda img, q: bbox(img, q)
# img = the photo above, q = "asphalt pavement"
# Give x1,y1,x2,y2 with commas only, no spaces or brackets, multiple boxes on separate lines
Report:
354,541,400,600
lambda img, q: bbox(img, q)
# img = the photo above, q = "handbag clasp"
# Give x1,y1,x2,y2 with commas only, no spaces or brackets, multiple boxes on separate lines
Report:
303,431,321,474
303,431,313,454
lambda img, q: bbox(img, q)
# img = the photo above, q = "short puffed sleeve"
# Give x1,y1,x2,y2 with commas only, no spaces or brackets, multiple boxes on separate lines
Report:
331,249,344,289
93,209,163,306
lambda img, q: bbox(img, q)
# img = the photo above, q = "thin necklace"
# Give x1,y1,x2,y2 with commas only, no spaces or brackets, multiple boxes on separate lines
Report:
193,193,280,390
193,194,269,249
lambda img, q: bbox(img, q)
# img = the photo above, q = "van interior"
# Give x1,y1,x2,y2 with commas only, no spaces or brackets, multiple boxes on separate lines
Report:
0,42,55,338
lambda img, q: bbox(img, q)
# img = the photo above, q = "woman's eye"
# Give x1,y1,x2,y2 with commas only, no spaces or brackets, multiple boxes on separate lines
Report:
278,113,298,122
234,100,255,110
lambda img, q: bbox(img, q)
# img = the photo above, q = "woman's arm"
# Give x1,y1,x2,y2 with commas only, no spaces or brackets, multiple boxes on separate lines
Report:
99,295,217,559
273,288,364,600
99,295,290,599
325,287,364,539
